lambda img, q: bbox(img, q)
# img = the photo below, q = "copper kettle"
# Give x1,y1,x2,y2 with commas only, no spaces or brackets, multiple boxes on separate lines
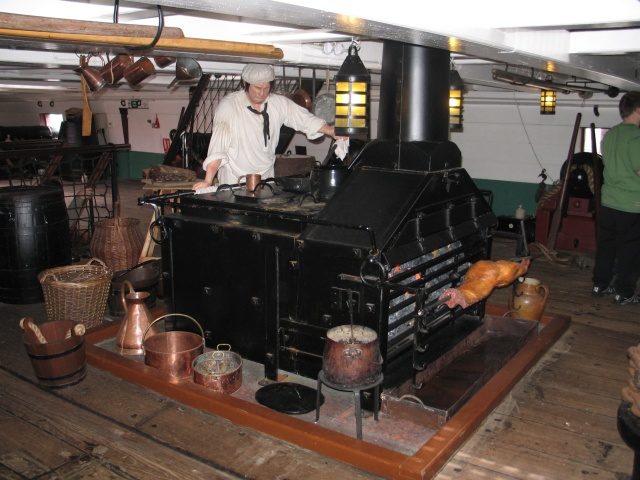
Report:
115,280,155,355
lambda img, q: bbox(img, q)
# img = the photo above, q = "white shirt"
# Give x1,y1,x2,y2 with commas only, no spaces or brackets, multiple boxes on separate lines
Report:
203,90,326,185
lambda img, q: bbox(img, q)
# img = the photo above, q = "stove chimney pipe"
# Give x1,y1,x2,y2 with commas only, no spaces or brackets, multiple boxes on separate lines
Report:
377,41,450,143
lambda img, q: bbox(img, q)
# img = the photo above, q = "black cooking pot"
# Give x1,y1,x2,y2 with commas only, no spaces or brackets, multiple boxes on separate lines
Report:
310,144,349,201
274,174,310,194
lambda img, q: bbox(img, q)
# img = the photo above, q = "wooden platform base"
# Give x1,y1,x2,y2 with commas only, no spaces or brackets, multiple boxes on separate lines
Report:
84,305,570,479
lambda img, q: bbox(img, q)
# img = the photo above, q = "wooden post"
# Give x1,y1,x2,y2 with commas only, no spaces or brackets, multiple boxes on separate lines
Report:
546,113,582,250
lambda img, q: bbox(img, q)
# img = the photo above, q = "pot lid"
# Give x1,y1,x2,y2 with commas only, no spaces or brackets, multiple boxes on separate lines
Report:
255,382,323,415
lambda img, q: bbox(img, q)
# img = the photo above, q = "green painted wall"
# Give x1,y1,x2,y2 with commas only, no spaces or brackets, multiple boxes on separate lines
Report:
473,178,542,217
116,151,164,179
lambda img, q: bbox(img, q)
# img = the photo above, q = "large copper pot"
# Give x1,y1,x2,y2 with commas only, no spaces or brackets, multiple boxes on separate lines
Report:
192,344,242,394
143,313,204,382
322,325,382,387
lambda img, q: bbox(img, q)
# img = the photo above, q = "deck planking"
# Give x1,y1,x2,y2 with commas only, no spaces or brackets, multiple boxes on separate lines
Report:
1,179,638,479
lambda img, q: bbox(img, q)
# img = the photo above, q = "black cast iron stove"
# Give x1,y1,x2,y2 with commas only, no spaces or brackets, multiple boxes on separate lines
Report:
155,160,496,390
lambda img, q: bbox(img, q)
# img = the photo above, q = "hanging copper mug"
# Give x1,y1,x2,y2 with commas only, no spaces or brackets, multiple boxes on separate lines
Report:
115,280,156,355
99,54,133,84
124,57,156,87
508,277,550,322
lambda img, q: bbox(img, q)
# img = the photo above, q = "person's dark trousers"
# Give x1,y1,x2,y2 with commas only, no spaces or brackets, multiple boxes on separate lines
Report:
593,206,640,298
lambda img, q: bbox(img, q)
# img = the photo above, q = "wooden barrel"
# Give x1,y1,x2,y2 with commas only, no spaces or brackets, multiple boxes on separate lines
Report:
23,320,86,388
0,185,71,303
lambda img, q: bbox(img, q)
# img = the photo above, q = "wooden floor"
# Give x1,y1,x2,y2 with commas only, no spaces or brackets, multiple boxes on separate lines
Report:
1,179,637,479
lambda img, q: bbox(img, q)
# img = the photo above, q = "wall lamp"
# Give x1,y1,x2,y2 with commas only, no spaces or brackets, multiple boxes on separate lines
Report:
540,89,557,115
449,69,464,132
334,41,370,136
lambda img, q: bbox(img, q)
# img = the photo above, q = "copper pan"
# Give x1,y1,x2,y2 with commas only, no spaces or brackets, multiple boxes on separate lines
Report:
289,88,312,111
143,313,204,382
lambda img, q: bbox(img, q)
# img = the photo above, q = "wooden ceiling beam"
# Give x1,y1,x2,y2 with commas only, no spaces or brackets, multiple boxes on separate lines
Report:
0,28,284,60
0,12,185,39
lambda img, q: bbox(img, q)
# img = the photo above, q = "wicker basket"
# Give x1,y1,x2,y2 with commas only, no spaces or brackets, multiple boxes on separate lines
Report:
38,258,113,328
90,217,144,272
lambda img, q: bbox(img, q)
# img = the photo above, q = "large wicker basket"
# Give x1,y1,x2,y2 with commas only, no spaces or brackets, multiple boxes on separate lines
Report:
38,258,113,328
90,217,144,272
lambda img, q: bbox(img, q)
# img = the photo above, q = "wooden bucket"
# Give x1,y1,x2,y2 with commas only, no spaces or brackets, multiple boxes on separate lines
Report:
23,320,86,388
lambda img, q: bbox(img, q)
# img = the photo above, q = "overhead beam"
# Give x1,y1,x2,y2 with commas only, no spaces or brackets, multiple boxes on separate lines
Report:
0,28,284,60
0,12,185,39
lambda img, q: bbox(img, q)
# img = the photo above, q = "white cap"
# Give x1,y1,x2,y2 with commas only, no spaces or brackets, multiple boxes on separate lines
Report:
241,64,275,84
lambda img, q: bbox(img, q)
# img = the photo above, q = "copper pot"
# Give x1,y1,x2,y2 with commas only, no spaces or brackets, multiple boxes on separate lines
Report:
153,56,176,68
192,344,242,394
99,54,133,84
124,57,156,87
322,325,382,387
143,313,204,382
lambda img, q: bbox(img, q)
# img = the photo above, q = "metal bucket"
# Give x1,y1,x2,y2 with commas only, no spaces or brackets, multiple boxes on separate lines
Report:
23,320,86,388
143,314,204,382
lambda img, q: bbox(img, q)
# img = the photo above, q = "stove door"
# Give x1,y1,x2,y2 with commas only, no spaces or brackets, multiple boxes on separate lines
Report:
162,216,267,365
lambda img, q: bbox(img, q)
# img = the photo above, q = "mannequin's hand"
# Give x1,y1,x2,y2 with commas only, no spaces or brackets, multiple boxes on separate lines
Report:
193,181,211,190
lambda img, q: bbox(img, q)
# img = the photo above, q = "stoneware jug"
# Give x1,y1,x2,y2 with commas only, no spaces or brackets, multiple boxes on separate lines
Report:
115,280,154,355
509,277,550,322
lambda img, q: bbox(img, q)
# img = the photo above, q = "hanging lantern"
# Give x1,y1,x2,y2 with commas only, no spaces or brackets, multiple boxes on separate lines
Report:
540,89,557,115
449,70,464,132
334,43,370,136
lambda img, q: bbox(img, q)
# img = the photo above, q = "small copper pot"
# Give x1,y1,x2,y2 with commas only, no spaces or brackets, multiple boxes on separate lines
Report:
143,313,204,382
192,344,242,394
124,57,156,86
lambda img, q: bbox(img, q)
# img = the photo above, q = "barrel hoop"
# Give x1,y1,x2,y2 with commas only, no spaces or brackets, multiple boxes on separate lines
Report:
36,364,87,382
27,341,84,360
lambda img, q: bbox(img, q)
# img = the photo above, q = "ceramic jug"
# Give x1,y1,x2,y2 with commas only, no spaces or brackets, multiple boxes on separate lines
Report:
508,277,550,322
115,280,154,355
